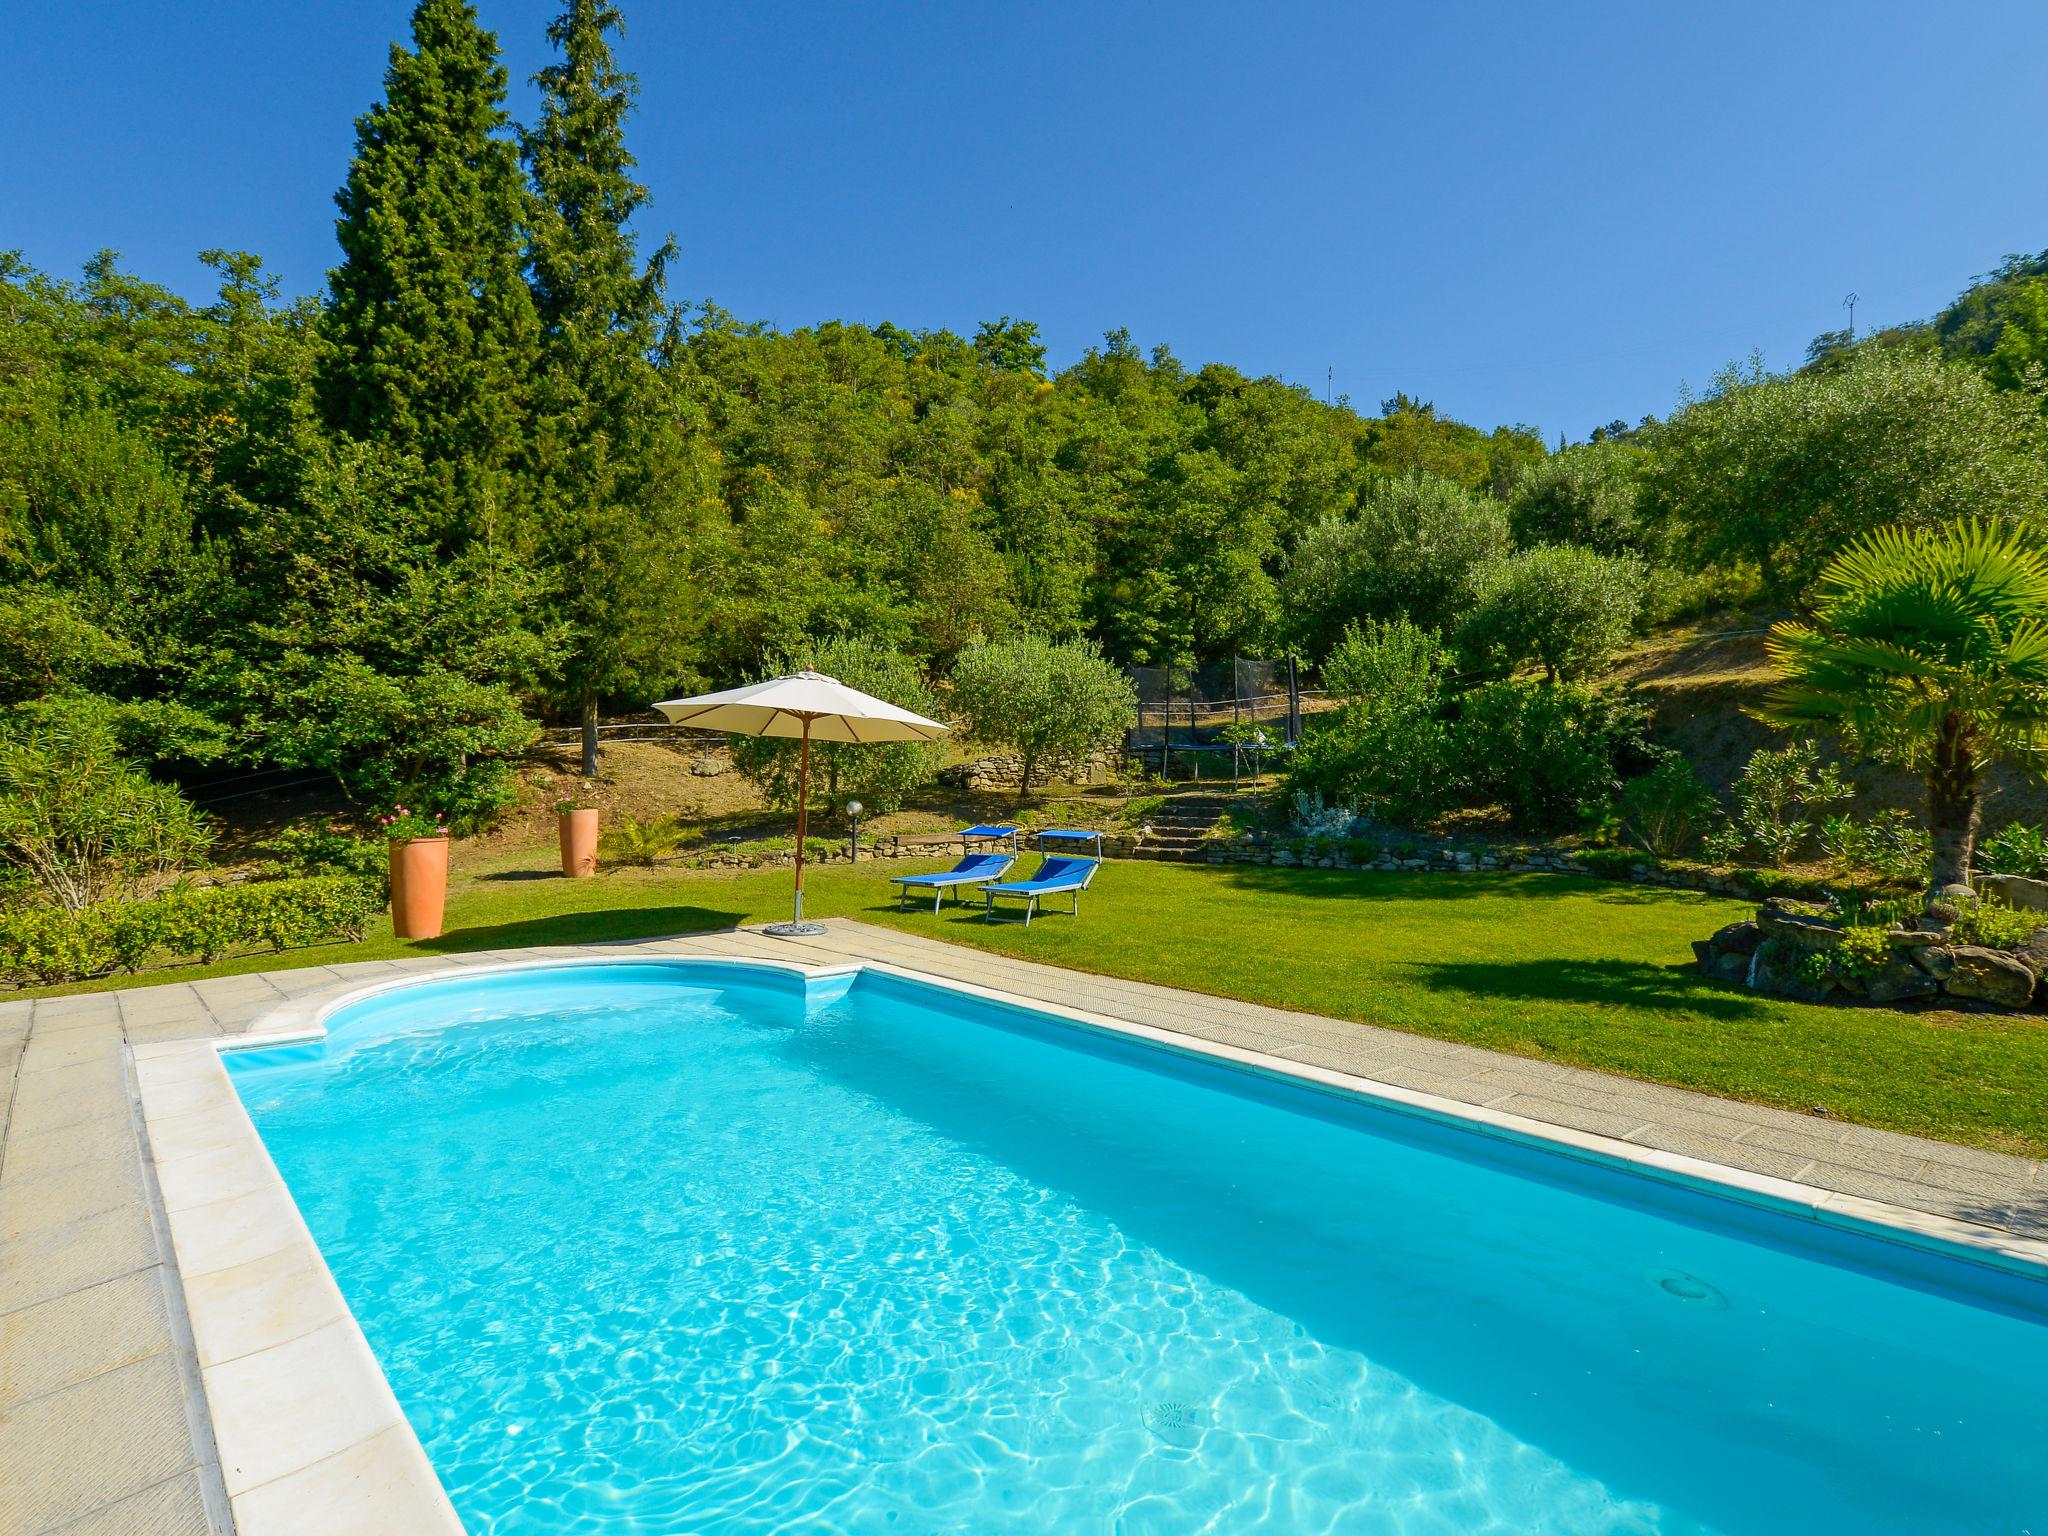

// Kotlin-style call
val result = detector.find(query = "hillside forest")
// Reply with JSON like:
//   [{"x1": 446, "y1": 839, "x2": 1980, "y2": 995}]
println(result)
[{"x1": 5, "y1": 0, "x2": 2048, "y2": 853}]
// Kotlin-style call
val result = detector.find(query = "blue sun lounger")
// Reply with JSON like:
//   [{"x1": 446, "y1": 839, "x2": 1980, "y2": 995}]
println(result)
[
  {"x1": 979, "y1": 831, "x2": 1104, "y2": 925},
  {"x1": 892, "y1": 825, "x2": 1020, "y2": 912}
]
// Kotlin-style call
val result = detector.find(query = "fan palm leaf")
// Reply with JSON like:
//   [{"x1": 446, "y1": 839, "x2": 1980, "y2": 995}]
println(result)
[{"x1": 1758, "y1": 518, "x2": 2048, "y2": 889}]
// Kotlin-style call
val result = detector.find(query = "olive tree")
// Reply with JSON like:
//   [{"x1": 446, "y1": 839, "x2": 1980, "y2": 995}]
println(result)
[
  {"x1": 1504, "y1": 440, "x2": 1657, "y2": 558},
  {"x1": 1457, "y1": 544, "x2": 1646, "y2": 682},
  {"x1": 1277, "y1": 472, "x2": 1509, "y2": 659},
  {"x1": 1647, "y1": 348, "x2": 2047, "y2": 598},
  {"x1": 948, "y1": 635, "x2": 1137, "y2": 797}
]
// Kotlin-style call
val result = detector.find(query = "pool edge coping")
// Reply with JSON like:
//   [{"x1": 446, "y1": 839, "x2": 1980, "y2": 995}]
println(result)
[
  {"x1": 849, "y1": 959, "x2": 2048, "y2": 1283},
  {"x1": 129, "y1": 948, "x2": 2048, "y2": 1536},
  {"x1": 127, "y1": 954, "x2": 844, "y2": 1535}
]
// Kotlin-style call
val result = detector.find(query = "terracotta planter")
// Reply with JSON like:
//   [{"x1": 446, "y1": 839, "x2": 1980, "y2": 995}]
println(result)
[
  {"x1": 558, "y1": 808, "x2": 600, "y2": 878},
  {"x1": 389, "y1": 835, "x2": 451, "y2": 940}
]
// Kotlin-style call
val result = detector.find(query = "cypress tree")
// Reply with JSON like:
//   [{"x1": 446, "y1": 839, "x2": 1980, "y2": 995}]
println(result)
[
  {"x1": 320, "y1": 0, "x2": 539, "y2": 551},
  {"x1": 524, "y1": 0, "x2": 706, "y2": 776}
]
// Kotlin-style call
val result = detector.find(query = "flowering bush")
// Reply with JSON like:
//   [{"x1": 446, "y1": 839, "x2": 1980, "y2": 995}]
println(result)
[{"x1": 378, "y1": 805, "x2": 447, "y2": 841}]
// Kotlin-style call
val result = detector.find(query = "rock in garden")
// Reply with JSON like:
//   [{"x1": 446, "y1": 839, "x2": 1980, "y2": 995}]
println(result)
[
  {"x1": 1746, "y1": 939, "x2": 1835, "y2": 1002},
  {"x1": 2013, "y1": 926, "x2": 2048, "y2": 984},
  {"x1": 1762, "y1": 896, "x2": 1829, "y2": 916},
  {"x1": 1710, "y1": 951, "x2": 1753, "y2": 985},
  {"x1": 1979, "y1": 873, "x2": 2048, "y2": 914},
  {"x1": 1910, "y1": 945, "x2": 1957, "y2": 979},
  {"x1": 1942, "y1": 946, "x2": 2035, "y2": 1008},
  {"x1": 1706, "y1": 920, "x2": 1763, "y2": 958},
  {"x1": 1886, "y1": 928, "x2": 1941, "y2": 949},
  {"x1": 1864, "y1": 962, "x2": 1943, "y2": 1006},
  {"x1": 1757, "y1": 907, "x2": 1844, "y2": 950},
  {"x1": 691, "y1": 756, "x2": 725, "y2": 777}
]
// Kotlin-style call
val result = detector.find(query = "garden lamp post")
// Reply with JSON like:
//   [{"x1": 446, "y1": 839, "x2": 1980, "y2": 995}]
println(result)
[{"x1": 846, "y1": 799, "x2": 863, "y2": 863}]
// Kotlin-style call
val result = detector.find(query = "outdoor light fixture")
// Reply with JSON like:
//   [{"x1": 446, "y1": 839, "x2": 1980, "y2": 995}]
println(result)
[{"x1": 847, "y1": 800, "x2": 864, "y2": 862}]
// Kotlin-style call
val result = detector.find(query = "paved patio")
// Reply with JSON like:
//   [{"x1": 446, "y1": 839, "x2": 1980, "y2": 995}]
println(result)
[{"x1": 2, "y1": 918, "x2": 2044, "y2": 1534}]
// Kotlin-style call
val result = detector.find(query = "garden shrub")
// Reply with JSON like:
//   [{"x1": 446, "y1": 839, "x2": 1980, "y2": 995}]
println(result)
[
  {"x1": 245, "y1": 877, "x2": 379, "y2": 949},
  {"x1": 151, "y1": 887, "x2": 246, "y2": 964},
  {"x1": 1978, "y1": 821, "x2": 2048, "y2": 878},
  {"x1": 257, "y1": 657, "x2": 535, "y2": 833},
  {"x1": 0, "y1": 905, "x2": 117, "y2": 984},
  {"x1": 1287, "y1": 791, "x2": 1363, "y2": 840},
  {"x1": 254, "y1": 822, "x2": 389, "y2": 896},
  {"x1": 1571, "y1": 847, "x2": 1646, "y2": 881},
  {"x1": 600, "y1": 815, "x2": 690, "y2": 866},
  {"x1": 1950, "y1": 898, "x2": 2041, "y2": 950},
  {"x1": 152, "y1": 878, "x2": 379, "y2": 963},
  {"x1": 1285, "y1": 619, "x2": 1455, "y2": 827},
  {"x1": 109, "y1": 896, "x2": 171, "y2": 972},
  {"x1": 1616, "y1": 754, "x2": 1721, "y2": 856},
  {"x1": 1286, "y1": 713, "x2": 1452, "y2": 828},
  {"x1": 1449, "y1": 681, "x2": 1641, "y2": 833},
  {"x1": 1700, "y1": 742, "x2": 1851, "y2": 869},
  {"x1": 1818, "y1": 809, "x2": 1930, "y2": 890},
  {"x1": 0, "y1": 714, "x2": 214, "y2": 911},
  {"x1": 1796, "y1": 924, "x2": 1895, "y2": 990}
]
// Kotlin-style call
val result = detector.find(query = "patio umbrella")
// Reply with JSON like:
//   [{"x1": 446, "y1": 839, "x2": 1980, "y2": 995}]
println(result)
[{"x1": 652, "y1": 671, "x2": 949, "y2": 936}]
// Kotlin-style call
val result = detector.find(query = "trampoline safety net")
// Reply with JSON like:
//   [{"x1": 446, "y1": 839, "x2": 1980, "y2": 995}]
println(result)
[{"x1": 1126, "y1": 658, "x2": 1302, "y2": 773}]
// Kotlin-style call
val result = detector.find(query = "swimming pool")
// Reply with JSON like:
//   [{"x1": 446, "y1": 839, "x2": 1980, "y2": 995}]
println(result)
[{"x1": 226, "y1": 960, "x2": 2048, "y2": 1535}]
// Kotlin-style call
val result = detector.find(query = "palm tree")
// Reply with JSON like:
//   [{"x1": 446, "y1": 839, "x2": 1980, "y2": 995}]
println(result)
[{"x1": 1759, "y1": 519, "x2": 2048, "y2": 893}]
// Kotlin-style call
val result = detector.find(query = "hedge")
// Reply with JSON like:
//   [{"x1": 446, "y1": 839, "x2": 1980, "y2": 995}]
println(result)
[{"x1": 0, "y1": 876, "x2": 382, "y2": 987}]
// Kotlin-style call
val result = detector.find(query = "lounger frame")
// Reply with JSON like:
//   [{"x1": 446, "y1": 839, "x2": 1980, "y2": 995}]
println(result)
[
  {"x1": 978, "y1": 831, "x2": 1105, "y2": 926},
  {"x1": 892, "y1": 855, "x2": 1016, "y2": 913},
  {"x1": 890, "y1": 826, "x2": 1021, "y2": 913},
  {"x1": 978, "y1": 872, "x2": 1093, "y2": 925}
]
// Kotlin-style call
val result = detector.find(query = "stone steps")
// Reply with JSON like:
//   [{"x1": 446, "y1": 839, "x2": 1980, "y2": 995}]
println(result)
[{"x1": 1125, "y1": 795, "x2": 1234, "y2": 861}]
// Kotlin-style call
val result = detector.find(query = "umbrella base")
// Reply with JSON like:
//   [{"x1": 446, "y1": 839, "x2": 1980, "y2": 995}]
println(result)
[{"x1": 761, "y1": 921, "x2": 829, "y2": 938}]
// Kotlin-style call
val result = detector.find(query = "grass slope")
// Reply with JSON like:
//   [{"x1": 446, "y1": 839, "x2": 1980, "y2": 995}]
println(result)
[{"x1": 33, "y1": 856, "x2": 2048, "y2": 1155}]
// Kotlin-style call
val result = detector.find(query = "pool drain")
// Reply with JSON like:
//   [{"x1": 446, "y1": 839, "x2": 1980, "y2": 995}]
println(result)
[
  {"x1": 1647, "y1": 1267, "x2": 1728, "y2": 1308},
  {"x1": 1142, "y1": 1398, "x2": 1208, "y2": 1447}
]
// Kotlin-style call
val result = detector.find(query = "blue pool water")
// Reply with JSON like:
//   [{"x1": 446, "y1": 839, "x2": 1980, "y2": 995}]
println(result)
[{"x1": 227, "y1": 962, "x2": 2048, "y2": 1535}]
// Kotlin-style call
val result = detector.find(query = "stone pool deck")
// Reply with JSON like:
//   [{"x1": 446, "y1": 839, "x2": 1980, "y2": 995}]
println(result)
[{"x1": 2, "y1": 918, "x2": 2044, "y2": 1535}]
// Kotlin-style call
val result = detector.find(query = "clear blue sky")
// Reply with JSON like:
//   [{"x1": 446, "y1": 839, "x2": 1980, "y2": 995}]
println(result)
[{"x1": 6, "y1": 1, "x2": 2046, "y2": 440}]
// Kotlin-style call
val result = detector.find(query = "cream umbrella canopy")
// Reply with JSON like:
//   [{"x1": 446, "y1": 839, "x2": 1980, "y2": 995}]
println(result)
[{"x1": 653, "y1": 671, "x2": 949, "y2": 935}]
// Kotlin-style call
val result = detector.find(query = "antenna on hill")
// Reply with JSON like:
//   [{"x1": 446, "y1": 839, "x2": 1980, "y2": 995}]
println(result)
[
  {"x1": 1326, "y1": 365, "x2": 1332, "y2": 405},
  {"x1": 1843, "y1": 291, "x2": 1859, "y2": 339}
]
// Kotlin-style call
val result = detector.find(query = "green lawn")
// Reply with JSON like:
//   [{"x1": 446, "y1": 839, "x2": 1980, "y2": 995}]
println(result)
[{"x1": 31, "y1": 852, "x2": 2048, "y2": 1155}]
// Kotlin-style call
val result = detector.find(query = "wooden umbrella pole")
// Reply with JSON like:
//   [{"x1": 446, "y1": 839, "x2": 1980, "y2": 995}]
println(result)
[{"x1": 791, "y1": 716, "x2": 813, "y2": 928}]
